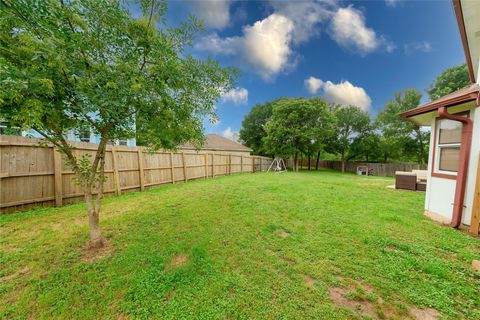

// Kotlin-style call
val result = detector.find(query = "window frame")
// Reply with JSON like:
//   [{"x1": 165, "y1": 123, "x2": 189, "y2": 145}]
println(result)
[{"x1": 431, "y1": 111, "x2": 469, "y2": 180}]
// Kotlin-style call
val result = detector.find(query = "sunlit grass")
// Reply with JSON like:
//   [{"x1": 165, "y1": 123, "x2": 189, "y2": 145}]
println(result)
[{"x1": 1, "y1": 170, "x2": 479, "y2": 319}]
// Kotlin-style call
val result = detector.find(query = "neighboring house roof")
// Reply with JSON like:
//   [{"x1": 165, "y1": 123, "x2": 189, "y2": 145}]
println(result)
[
  {"x1": 180, "y1": 134, "x2": 252, "y2": 152},
  {"x1": 400, "y1": 84, "x2": 480, "y2": 120}
]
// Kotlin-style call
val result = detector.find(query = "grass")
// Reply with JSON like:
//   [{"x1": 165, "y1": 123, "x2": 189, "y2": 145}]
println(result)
[{"x1": 1, "y1": 170, "x2": 480, "y2": 319}]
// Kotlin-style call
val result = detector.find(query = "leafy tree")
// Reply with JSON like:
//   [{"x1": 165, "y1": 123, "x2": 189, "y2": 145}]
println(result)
[
  {"x1": 0, "y1": 0, "x2": 236, "y2": 248},
  {"x1": 427, "y1": 64, "x2": 470, "y2": 101},
  {"x1": 328, "y1": 105, "x2": 371, "y2": 172},
  {"x1": 238, "y1": 101, "x2": 273, "y2": 156},
  {"x1": 263, "y1": 98, "x2": 334, "y2": 171},
  {"x1": 348, "y1": 131, "x2": 383, "y2": 162},
  {"x1": 376, "y1": 89, "x2": 429, "y2": 165}
]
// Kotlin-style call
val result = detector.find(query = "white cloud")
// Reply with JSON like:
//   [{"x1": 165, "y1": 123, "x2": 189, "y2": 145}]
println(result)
[
  {"x1": 269, "y1": 0, "x2": 334, "y2": 44},
  {"x1": 241, "y1": 14, "x2": 295, "y2": 80},
  {"x1": 385, "y1": 0, "x2": 401, "y2": 7},
  {"x1": 221, "y1": 87, "x2": 248, "y2": 105},
  {"x1": 194, "y1": 33, "x2": 237, "y2": 55},
  {"x1": 221, "y1": 127, "x2": 239, "y2": 141},
  {"x1": 191, "y1": 0, "x2": 231, "y2": 30},
  {"x1": 304, "y1": 76, "x2": 324, "y2": 94},
  {"x1": 307, "y1": 79, "x2": 371, "y2": 111},
  {"x1": 404, "y1": 41, "x2": 432, "y2": 55},
  {"x1": 195, "y1": 2, "x2": 392, "y2": 80},
  {"x1": 330, "y1": 6, "x2": 379, "y2": 54},
  {"x1": 195, "y1": 13, "x2": 295, "y2": 80}
]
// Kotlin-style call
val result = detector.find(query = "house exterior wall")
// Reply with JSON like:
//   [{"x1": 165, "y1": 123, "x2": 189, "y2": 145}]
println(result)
[
  {"x1": 463, "y1": 94, "x2": 480, "y2": 225},
  {"x1": 424, "y1": 102, "x2": 479, "y2": 226},
  {"x1": 23, "y1": 129, "x2": 136, "y2": 147}
]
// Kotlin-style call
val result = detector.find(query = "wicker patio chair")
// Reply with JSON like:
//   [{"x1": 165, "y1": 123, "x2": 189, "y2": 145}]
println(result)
[{"x1": 395, "y1": 171, "x2": 417, "y2": 191}]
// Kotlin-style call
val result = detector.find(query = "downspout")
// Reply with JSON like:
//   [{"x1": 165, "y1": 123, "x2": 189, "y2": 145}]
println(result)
[{"x1": 438, "y1": 106, "x2": 473, "y2": 228}]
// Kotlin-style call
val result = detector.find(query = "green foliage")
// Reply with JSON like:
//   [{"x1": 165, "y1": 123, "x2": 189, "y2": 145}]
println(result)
[
  {"x1": 0, "y1": 0, "x2": 236, "y2": 243},
  {"x1": 238, "y1": 101, "x2": 274, "y2": 156},
  {"x1": 1, "y1": 172, "x2": 480, "y2": 319},
  {"x1": 263, "y1": 98, "x2": 335, "y2": 161},
  {"x1": 427, "y1": 64, "x2": 470, "y2": 101},
  {"x1": 0, "y1": 0, "x2": 236, "y2": 164},
  {"x1": 327, "y1": 105, "x2": 372, "y2": 162},
  {"x1": 376, "y1": 89, "x2": 429, "y2": 164}
]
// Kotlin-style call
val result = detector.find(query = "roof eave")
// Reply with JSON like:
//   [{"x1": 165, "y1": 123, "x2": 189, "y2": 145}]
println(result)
[
  {"x1": 453, "y1": 0, "x2": 476, "y2": 83},
  {"x1": 400, "y1": 92, "x2": 479, "y2": 120}
]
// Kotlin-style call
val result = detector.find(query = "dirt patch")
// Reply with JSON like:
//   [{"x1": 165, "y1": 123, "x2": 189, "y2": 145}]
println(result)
[
  {"x1": 2, "y1": 245, "x2": 18, "y2": 253},
  {"x1": 278, "y1": 255, "x2": 296, "y2": 266},
  {"x1": 328, "y1": 278, "x2": 440, "y2": 320},
  {"x1": 328, "y1": 287, "x2": 379, "y2": 319},
  {"x1": 0, "y1": 266, "x2": 31, "y2": 282},
  {"x1": 410, "y1": 307, "x2": 440, "y2": 320},
  {"x1": 166, "y1": 253, "x2": 189, "y2": 270},
  {"x1": 303, "y1": 274, "x2": 315, "y2": 289},
  {"x1": 277, "y1": 229, "x2": 290, "y2": 238},
  {"x1": 82, "y1": 239, "x2": 115, "y2": 263}
]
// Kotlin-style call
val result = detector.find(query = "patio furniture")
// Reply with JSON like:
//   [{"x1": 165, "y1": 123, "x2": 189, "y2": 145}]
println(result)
[
  {"x1": 412, "y1": 169, "x2": 428, "y2": 182},
  {"x1": 416, "y1": 181, "x2": 427, "y2": 191},
  {"x1": 395, "y1": 171, "x2": 417, "y2": 191}
]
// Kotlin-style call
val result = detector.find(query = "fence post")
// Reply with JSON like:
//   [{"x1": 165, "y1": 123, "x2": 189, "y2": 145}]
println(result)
[
  {"x1": 169, "y1": 152, "x2": 175, "y2": 184},
  {"x1": 137, "y1": 149, "x2": 145, "y2": 191},
  {"x1": 53, "y1": 149, "x2": 63, "y2": 207},
  {"x1": 212, "y1": 153, "x2": 215, "y2": 178},
  {"x1": 111, "y1": 147, "x2": 121, "y2": 195},
  {"x1": 182, "y1": 152, "x2": 187, "y2": 182},
  {"x1": 204, "y1": 153, "x2": 208, "y2": 179},
  {"x1": 228, "y1": 154, "x2": 232, "y2": 175},
  {"x1": 241, "y1": 156, "x2": 243, "y2": 173}
]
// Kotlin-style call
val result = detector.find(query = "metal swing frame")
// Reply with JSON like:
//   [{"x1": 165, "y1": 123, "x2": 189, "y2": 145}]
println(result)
[{"x1": 267, "y1": 158, "x2": 287, "y2": 173}]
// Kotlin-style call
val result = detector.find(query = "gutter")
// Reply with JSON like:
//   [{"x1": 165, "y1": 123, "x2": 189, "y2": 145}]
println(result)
[
  {"x1": 438, "y1": 106, "x2": 474, "y2": 228},
  {"x1": 452, "y1": 0, "x2": 476, "y2": 83}
]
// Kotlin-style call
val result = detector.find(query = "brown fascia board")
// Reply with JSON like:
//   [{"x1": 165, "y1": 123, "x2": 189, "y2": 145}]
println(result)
[
  {"x1": 452, "y1": 0, "x2": 476, "y2": 83},
  {"x1": 399, "y1": 92, "x2": 479, "y2": 119}
]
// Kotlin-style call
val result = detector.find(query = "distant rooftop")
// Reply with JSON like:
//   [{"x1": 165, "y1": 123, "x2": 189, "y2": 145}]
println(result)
[{"x1": 180, "y1": 134, "x2": 252, "y2": 152}]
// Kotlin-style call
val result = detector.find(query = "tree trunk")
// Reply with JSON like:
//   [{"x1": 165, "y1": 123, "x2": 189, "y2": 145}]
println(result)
[
  {"x1": 83, "y1": 135, "x2": 108, "y2": 249},
  {"x1": 315, "y1": 151, "x2": 320, "y2": 170},
  {"x1": 341, "y1": 153, "x2": 345, "y2": 173},
  {"x1": 308, "y1": 152, "x2": 311, "y2": 171},
  {"x1": 84, "y1": 190, "x2": 104, "y2": 248},
  {"x1": 294, "y1": 152, "x2": 298, "y2": 172}
]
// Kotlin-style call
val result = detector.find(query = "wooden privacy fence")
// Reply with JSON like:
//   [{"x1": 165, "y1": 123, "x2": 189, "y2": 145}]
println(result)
[
  {"x1": 0, "y1": 135, "x2": 272, "y2": 213},
  {"x1": 291, "y1": 159, "x2": 421, "y2": 177}
]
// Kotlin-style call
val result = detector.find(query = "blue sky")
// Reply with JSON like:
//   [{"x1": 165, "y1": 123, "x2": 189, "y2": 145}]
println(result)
[{"x1": 162, "y1": 0, "x2": 465, "y2": 140}]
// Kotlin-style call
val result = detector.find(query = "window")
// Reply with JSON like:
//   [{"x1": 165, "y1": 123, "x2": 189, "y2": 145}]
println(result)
[
  {"x1": 118, "y1": 139, "x2": 128, "y2": 146},
  {"x1": 436, "y1": 118, "x2": 462, "y2": 173}
]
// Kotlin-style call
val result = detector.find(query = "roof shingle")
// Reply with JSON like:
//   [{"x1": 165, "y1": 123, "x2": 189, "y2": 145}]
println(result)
[{"x1": 180, "y1": 134, "x2": 252, "y2": 152}]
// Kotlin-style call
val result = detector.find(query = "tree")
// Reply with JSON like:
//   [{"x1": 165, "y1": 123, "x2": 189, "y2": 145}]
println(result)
[
  {"x1": 263, "y1": 98, "x2": 334, "y2": 171},
  {"x1": 427, "y1": 64, "x2": 470, "y2": 101},
  {"x1": 238, "y1": 101, "x2": 273, "y2": 156},
  {"x1": 348, "y1": 131, "x2": 382, "y2": 163},
  {"x1": 0, "y1": 0, "x2": 236, "y2": 248},
  {"x1": 328, "y1": 105, "x2": 371, "y2": 172},
  {"x1": 376, "y1": 89, "x2": 429, "y2": 165}
]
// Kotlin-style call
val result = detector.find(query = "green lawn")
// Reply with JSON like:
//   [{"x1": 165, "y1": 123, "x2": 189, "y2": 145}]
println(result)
[{"x1": 1, "y1": 170, "x2": 480, "y2": 319}]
